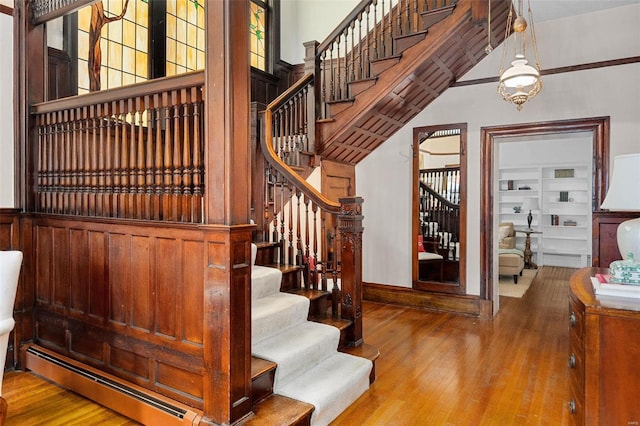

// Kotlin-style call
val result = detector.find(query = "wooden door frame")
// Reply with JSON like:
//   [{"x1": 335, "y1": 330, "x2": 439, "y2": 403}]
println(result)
[
  {"x1": 412, "y1": 123, "x2": 467, "y2": 294},
  {"x1": 480, "y1": 117, "x2": 610, "y2": 302}
]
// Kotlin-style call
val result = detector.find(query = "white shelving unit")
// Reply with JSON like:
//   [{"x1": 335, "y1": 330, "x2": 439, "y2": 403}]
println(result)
[
  {"x1": 540, "y1": 165, "x2": 592, "y2": 267},
  {"x1": 498, "y1": 163, "x2": 592, "y2": 268}
]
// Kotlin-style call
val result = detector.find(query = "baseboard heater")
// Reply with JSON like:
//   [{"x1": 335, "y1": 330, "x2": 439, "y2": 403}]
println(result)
[{"x1": 24, "y1": 344, "x2": 202, "y2": 425}]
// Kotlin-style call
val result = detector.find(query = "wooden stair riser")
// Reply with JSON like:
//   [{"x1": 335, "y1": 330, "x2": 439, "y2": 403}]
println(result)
[
  {"x1": 394, "y1": 30, "x2": 427, "y2": 54},
  {"x1": 421, "y1": 5, "x2": 456, "y2": 29},
  {"x1": 251, "y1": 357, "x2": 277, "y2": 405}
]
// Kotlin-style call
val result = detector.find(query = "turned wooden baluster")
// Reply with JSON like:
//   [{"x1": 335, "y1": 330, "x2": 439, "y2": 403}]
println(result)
[
  {"x1": 312, "y1": 202, "x2": 319, "y2": 291},
  {"x1": 191, "y1": 91, "x2": 203, "y2": 223},
  {"x1": 181, "y1": 89, "x2": 191, "y2": 222},
  {"x1": 295, "y1": 188, "x2": 303, "y2": 271},
  {"x1": 62, "y1": 110, "x2": 71, "y2": 214},
  {"x1": 52, "y1": 111, "x2": 60, "y2": 214},
  {"x1": 170, "y1": 90, "x2": 180, "y2": 221},
  {"x1": 279, "y1": 179, "x2": 286, "y2": 264},
  {"x1": 288, "y1": 183, "x2": 294, "y2": 265},
  {"x1": 304, "y1": 196, "x2": 312, "y2": 289},
  {"x1": 153, "y1": 92, "x2": 163, "y2": 220},
  {"x1": 36, "y1": 116, "x2": 44, "y2": 211},
  {"x1": 112, "y1": 102, "x2": 122, "y2": 218},
  {"x1": 80, "y1": 105, "x2": 89, "y2": 215},
  {"x1": 164, "y1": 91, "x2": 176, "y2": 220},
  {"x1": 143, "y1": 95, "x2": 153, "y2": 219},
  {"x1": 127, "y1": 100, "x2": 136, "y2": 218},
  {"x1": 93, "y1": 104, "x2": 108, "y2": 216}
]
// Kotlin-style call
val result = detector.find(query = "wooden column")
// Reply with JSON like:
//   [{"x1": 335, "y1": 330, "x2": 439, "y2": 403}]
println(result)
[
  {"x1": 338, "y1": 197, "x2": 364, "y2": 346},
  {"x1": 202, "y1": 0, "x2": 253, "y2": 424}
]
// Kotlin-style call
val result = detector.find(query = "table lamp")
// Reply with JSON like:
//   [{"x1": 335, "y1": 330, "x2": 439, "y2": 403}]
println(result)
[
  {"x1": 521, "y1": 197, "x2": 539, "y2": 229},
  {"x1": 600, "y1": 153, "x2": 640, "y2": 263}
]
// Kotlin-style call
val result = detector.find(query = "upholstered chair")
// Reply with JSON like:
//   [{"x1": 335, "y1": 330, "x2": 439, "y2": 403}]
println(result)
[
  {"x1": 498, "y1": 223, "x2": 524, "y2": 284},
  {"x1": 0, "y1": 251, "x2": 23, "y2": 424}
]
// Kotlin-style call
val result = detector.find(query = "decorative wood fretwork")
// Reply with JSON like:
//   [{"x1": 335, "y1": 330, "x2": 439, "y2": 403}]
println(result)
[
  {"x1": 32, "y1": 72, "x2": 205, "y2": 223},
  {"x1": 31, "y1": 0, "x2": 94, "y2": 24}
]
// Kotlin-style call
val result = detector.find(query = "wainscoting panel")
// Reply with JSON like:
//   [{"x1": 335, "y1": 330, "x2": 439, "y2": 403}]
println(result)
[{"x1": 30, "y1": 217, "x2": 214, "y2": 408}]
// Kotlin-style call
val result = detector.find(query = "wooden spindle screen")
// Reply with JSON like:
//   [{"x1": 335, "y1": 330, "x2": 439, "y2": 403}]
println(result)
[
  {"x1": 271, "y1": 79, "x2": 313, "y2": 168},
  {"x1": 419, "y1": 167, "x2": 460, "y2": 205},
  {"x1": 263, "y1": 165, "x2": 340, "y2": 294},
  {"x1": 33, "y1": 75, "x2": 205, "y2": 223},
  {"x1": 315, "y1": 0, "x2": 457, "y2": 117}
]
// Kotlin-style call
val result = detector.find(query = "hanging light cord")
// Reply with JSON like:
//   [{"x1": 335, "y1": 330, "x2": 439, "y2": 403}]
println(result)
[
  {"x1": 528, "y1": 0, "x2": 542, "y2": 71},
  {"x1": 485, "y1": 0, "x2": 493, "y2": 54},
  {"x1": 499, "y1": 2, "x2": 514, "y2": 75}
]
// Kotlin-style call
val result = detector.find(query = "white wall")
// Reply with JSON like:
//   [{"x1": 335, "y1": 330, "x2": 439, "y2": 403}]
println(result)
[
  {"x1": 0, "y1": 10, "x2": 13, "y2": 207},
  {"x1": 280, "y1": 0, "x2": 358, "y2": 64},
  {"x1": 356, "y1": 4, "x2": 640, "y2": 295}
]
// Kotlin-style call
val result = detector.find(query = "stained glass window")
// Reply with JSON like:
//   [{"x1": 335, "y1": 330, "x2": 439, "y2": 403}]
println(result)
[
  {"x1": 250, "y1": 0, "x2": 267, "y2": 71},
  {"x1": 77, "y1": 0, "x2": 149, "y2": 94},
  {"x1": 166, "y1": 0, "x2": 206, "y2": 76}
]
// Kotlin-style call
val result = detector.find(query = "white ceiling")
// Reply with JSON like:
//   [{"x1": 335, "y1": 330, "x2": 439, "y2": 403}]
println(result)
[{"x1": 526, "y1": 0, "x2": 640, "y2": 22}]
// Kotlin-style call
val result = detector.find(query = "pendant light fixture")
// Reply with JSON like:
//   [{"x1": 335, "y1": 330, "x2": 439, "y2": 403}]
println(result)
[{"x1": 498, "y1": 0, "x2": 542, "y2": 110}]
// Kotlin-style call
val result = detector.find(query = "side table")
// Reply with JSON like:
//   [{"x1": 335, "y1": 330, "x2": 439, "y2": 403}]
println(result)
[{"x1": 515, "y1": 228, "x2": 542, "y2": 269}]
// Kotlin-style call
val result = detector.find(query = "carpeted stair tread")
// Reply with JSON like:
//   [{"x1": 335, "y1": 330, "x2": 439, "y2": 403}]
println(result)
[
  {"x1": 253, "y1": 321, "x2": 340, "y2": 388},
  {"x1": 276, "y1": 352, "x2": 372, "y2": 426},
  {"x1": 252, "y1": 265, "x2": 283, "y2": 301},
  {"x1": 252, "y1": 293, "x2": 310, "y2": 345}
]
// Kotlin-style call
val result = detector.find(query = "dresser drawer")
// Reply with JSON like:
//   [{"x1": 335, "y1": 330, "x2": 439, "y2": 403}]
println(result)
[
  {"x1": 567, "y1": 338, "x2": 584, "y2": 396},
  {"x1": 567, "y1": 380, "x2": 585, "y2": 426},
  {"x1": 568, "y1": 298, "x2": 584, "y2": 345}
]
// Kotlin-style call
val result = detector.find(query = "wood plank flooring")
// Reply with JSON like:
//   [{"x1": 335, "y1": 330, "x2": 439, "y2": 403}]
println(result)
[
  {"x1": 332, "y1": 266, "x2": 574, "y2": 425},
  {"x1": 2, "y1": 266, "x2": 575, "y2": 425}
]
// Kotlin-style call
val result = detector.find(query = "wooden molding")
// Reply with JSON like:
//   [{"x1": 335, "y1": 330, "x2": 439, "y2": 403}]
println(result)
[
  {"x1": 480, "y1": 117, "x2": 610, "y2": 302},
  {"x1": 452, "y1": 56, "x2": 640, "y2": 87},
  {"x1": 0, "y1": 4, "x2": 12, "y2": 16},
  {"x1": 363, "y1": 282, "x2": 491, "y2": 318}
]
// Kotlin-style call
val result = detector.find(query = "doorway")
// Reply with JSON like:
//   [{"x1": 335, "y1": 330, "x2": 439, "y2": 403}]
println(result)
[{"x1": 480, "y1": 117, "x2": 610, "y2": 312}]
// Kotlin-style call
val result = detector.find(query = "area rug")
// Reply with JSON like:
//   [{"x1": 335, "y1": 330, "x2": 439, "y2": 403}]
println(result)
[{"x1": 499, "y1": 268, "x2": 538, "y2": 298}]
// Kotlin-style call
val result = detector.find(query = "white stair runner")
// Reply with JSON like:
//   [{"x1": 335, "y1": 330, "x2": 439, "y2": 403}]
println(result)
[{"x1": 251, "y1": 247, "x2": 372, "y2": 426}]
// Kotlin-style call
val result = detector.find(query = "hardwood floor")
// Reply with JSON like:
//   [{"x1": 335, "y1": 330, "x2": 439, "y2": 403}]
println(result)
[
  {"x1": 2, "y1": 266, "x2": 575, "y2": 425},
  {"x1": 333, "y1": 266, "x2": 574, "y2": 425}
]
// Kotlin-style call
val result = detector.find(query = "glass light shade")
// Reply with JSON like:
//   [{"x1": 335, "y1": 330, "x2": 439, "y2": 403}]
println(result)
[
  {"x1": 500, "y1": 57, "x2": 540, "y2": 88},
  {"x1": 601, "y1": 153, "x2": 640, "y2": 262},
  {"x1": 498, "y1": 55, "x2": 542, "y2": 110}
]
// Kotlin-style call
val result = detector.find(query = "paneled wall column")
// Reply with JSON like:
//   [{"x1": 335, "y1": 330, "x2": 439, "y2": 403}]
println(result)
[{"x1": 203, "y1": 0, "x2": 253, "y2": 425}]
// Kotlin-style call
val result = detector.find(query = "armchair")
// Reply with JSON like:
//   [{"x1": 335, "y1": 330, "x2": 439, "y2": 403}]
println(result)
[
  {"x1": 498, "y1": 223, "x2": 524, "y2": 284},
  {"x1": 0, "y1": 251, "x2": 23, "y2": 424}
]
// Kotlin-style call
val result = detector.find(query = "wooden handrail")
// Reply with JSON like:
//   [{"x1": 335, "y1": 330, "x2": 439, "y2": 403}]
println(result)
[
  {"x1": 316, "y1": 0, "x2": 376, "y2": 55},
  {"x1": 267, "y1": 73, "x2": 314, "y2": 113},
  {"x1": 419, "y1": 181, "x2": 458, "y2": 209},
  {"x1": 263, "y1": 83, "x2": 340, "y2": 215},
  {"x1": 32, "y1": 71, "x2": 205, "y2": 114}
]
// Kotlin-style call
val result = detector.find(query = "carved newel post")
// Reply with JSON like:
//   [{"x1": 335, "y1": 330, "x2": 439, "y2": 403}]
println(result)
[{"x1": 338, "y1": 196, "x2": 364, "y2": 346}]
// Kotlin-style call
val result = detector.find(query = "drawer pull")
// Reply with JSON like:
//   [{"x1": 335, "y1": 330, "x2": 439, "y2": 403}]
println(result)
[
  {"x1": 569, "y1": 312, "x2": 577, "y2": 327},
  {"x1": 568, "y1": 353, "x2": 576, "y2": 368},
  {"x1": 568, "y1": 399, "x2": 576, "y2": 414}
]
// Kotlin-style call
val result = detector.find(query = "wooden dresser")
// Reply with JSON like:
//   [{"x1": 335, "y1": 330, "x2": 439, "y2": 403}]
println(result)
[{"x1": 568, "y1": 268, "x2": 640, "y2": 425}]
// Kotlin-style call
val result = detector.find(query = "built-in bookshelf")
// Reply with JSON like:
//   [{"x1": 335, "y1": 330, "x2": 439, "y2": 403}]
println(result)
[{"x1": 498, "y1": 163, "x2": 592, "y2": 268}]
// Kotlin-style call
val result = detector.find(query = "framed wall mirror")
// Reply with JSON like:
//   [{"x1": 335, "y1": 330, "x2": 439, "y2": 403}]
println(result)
[{"x1": 412, "y1": 124, "x2": 467, "y2": 294}]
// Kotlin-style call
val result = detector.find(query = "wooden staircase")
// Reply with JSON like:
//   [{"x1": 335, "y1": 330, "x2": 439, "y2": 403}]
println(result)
[
  {"x1": 243, "y1": 243, "x2": 379, "y2": 425},
  {"x1": 309, "y1": 0, "x2": 512, "y2": 165},
  {"x1": 248, "y1": 1, "x2": 512, "y2": 423}
]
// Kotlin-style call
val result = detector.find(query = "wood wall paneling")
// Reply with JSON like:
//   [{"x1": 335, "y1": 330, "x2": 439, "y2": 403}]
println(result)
[
  {"x1": 29, "y1": 217, "x2": 219, "y2": 408},
  {"x1": 592, "y1": 211, "x2": 638, "y2": 267}
]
